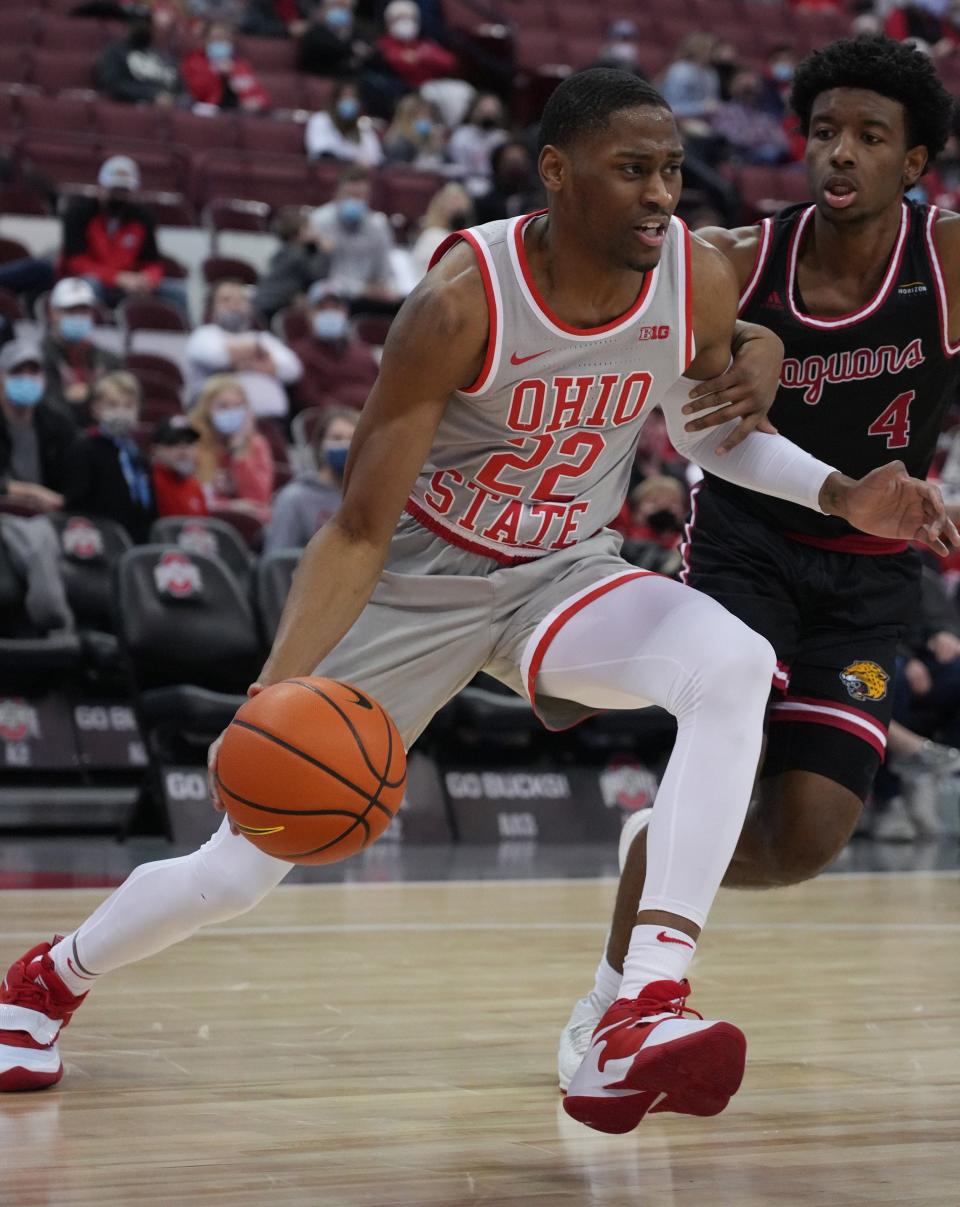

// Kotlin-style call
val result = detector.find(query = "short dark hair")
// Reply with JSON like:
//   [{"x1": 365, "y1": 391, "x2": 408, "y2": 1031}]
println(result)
[
  {"x1": 538, "y1": 67, "x2": 670, "y2": 153},
  {"x1": 790, "y1": 36, "x2": 954, "y2": 163}
]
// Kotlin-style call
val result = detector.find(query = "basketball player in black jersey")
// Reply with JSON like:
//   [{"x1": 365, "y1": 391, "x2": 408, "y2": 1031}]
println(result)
[{"x1": 559, "y1": 36, "x2": 960, "y2": 1093}]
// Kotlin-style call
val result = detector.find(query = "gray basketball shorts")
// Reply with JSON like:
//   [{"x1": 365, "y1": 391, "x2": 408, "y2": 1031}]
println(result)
[{"x1": 317, "y1": 511, "x2": 654, "y2": 748}]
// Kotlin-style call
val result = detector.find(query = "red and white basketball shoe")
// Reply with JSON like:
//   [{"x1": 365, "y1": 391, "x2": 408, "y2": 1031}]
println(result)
[
  {"x1": 0, "y1": 938, "x2": 87, "y2": 1091},
  {"x1": 563, "y1": 979, "x2": 746, "y2": 1133}
]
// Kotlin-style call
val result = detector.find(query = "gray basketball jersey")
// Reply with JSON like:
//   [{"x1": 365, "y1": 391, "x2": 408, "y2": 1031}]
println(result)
[{"x1": 406, "y1": 211, "x2": 694, "y2": 563}]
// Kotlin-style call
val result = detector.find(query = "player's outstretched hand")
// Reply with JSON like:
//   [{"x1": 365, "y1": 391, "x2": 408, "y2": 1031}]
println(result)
[
  {"x1": 683, "y1": 327, "x2": 781, "y2": 455},
  {"x1": 208, "y1": 682, "x2": 265, "y2": 835},
  {"x1": 824, "y1": 462, "x2": 960, "y2": 556}
]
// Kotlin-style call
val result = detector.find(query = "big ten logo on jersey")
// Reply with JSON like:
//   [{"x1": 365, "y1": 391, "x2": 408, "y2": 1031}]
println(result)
[{"x1": 423, "y1": 371, "x2": 655, "y2": 551}]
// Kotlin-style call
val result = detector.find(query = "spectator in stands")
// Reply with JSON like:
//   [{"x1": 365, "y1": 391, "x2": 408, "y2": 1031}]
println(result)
[
  {"x1": 375, "y1": 0, "x2": 459, "y2": 93},
  {"x1": 181, "y1": 19, "x2": 271, "y2": 112},
  {"x1": 151, "y1": 415, "x2": 208, "y2": 518},
  {"x1": 622, "y1": 475, "x2": 688, "y2": 548},
  {"x1": 712, "y1": 70, "x2": 791, "y2": 165},
  {"x1": 253, "y1": 208, "x2": 331, "y2": 321},
  {"x1": 659, "y1": 33, "x2": 721, "y2": 129},
  {"x1": 95, "y1": 13, "x2": 184, "y2": 107},
  {"x1": 67, "y1": 372, "x2": 156, "y2": 543},
  {"x1": 446, "y1": 93, "x2": 509, "y2": 185},
  {"x1": 473, "y1": 140, "x2": 544, "y2": 225},
  {"x1": 308, "y1": 168, "x2": 398, "y2": 304},
  {"x1": 289, "y1": 281, "x2": 379, "y2": 411},
  {"x1": 264, "y1": 406, "x2": 356, "y2": 551},
  {"x1": 190, "y1": 374, "x2": 273, "y2": 522},
  {"x1": 41, "y1": 277, "x2": 122, "y2": 426},
  {"x1": 298, "y1": 0, "x2": 374, "y2": 78},
  {"x1": 410, "y1": 182, "x2": 472, "y2": 277},
  {"x1": 185, "y1": 279, "x2": 303, "y2": 418},
  {"x1": 241, "y1": 0, "x2": 311, "y2": 39},
  {"x1": 0, "y1": 340, "x2": 74, "y2": 514},
  {"x1": 594, "y1": 19, "x2": 646, "y2": 75},
  {"x1": 305, "y1": 81, "x2": 384, "y2": 165},
  {"x1": 62, "y1": 156, "x2": 188, "y2": 314},
  {"x1": 383, "y1": 92, "x2": 447, "y2": 167},
  {"x1": 760, "y1": 44, "x2": 796, "y2": 118}
]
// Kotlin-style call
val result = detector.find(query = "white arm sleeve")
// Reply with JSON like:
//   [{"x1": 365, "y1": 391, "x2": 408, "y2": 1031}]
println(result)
[{"x1": 660, "y1": 376, "x2": 835, "y2": 514}]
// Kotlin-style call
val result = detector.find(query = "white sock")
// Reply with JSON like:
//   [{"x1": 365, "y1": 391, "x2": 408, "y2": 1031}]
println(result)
[
  {"x1": 588, "y1": 953, "x2": 623, "y2": 1013},
  {"x1": 620, "y1": 924, "x2": 697, "y2": 1000},
  {"x1": 50, "y1": 932, "x2": 98, "y2": 997}
]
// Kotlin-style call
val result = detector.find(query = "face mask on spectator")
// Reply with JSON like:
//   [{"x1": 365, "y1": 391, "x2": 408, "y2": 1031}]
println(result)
[
  {"x1": 166, "y1": 453, "x2": 197, "y2": 478},
  {"x1": 476, "y1": 111, "x2": 500, "y2": 130},
  {"x1": 336, "y1": 97, "x2": 360, "y2": 121},
  {"x1": 645, "y1": 508, "x2": 682, "y2": 535},
  {"x1": 4, "y1": 375, "x2": 43, "y2": 407},
  {"x1": 59, "y1": 314, "x2": 94, "y2": 343},
  {"x1": 207, "y1": 40, "x2": 233, "y2": 63},
  {"x1": 414, "y1": 117, "x2": 433, "y2": 138},
  {"x1": 214, "y1": 308, "x2": 249, "y2": 333},
  {"x1": 326, "y1": 7, "x2": 351, "y2": 30},
  {"x1": 312, "y1": 310, "x2": 349, "y2": 341},
  {"x1": 389, "y1": 18, "x2": 419, "y2": 41},
  {"x1": 211, "y1": 406, "x2": 247, "y2": 436},
  {"x1": 607, "y1": 42, "x2": 639, "y2": 66},
  {"x1": 448, "y1": 209, "x2": 469, "y2": 229},
  {"x1": 338, "y1": 198, "x2": 368, "y2": 227},
  {"x1": 771, "y1": 62, "x2": 794, "y2": 83},
  {"x1": 99, "y1": 408, "x2": 138, "y2": 437},
  {"x1": 323, "y1": 443, "x2": 350, "y2": 475}
]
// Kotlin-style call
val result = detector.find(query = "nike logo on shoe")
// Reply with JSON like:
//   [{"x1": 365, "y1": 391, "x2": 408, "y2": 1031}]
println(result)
[
  {"x1": 510, "y1": 349, "x2": 551, "y2": 365},
  {"x1": 657, "y1": 931, "x2": 694, "y2": 948}
]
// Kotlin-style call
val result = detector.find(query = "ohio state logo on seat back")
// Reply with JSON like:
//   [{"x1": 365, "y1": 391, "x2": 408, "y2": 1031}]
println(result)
[
  {"x1": 61, "y1": 518, "x2": 105, "y2": 561},
  {"x1": 176, "y1": 522, "x2": 218, "y2": 560},
  {"x1": 0, "y1": 697, "x2": 41, "y2": 742},
  {"x1": 153, "y1": 551, "x2": 203, "y2": 599}
]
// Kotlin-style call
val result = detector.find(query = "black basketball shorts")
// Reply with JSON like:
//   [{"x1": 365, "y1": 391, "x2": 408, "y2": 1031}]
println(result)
[{"x1": 680, "y1": 486, "x2": 921, "y2": 801}]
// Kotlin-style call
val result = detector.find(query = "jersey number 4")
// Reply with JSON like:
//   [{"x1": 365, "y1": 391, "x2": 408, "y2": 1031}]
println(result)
[{"x1": 867, "y1": 390, "x2": 914, "y2": 450}]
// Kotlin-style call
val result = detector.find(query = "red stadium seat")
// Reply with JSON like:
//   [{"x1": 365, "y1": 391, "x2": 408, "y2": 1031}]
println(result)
[
  {"x1": 2, "y1": 12, "x2": 38, "y2": 49},
  {"x1": 124, "y1": 351, "x2": 184, "y2": 390},
  {"x1": 135, "y1": 373, "x2": 183, "y2": 423},
  {"x1": 352, "y1": 311, "x2": 394, "y2": 347},
  {"x1": 272, "y1": 304, "x2": 310, "y2": 344},
  {"x1": 32, "y1": 49, "x2": 96, "y2": 93},
  {"x1": 201, "y1": 255, "x2": 259, "y2": 286},
  {"x1": 207, "y1": 506, "x2": 264, "y2": 552},
  {"x1": 168, "y1": 109, "x2": 242, "y2": 152},
  {"x1": 138, "y1": 191, "x2": 197, "y2": 227},
  {"x1": 301, "y1": 76, "x2": 336, "y2": 113},
  {"x1": 204, "y1": 197, "x2": 271, "y2": 235},
  {"x1": 118, "y1": 296, "x2": 190, "y2": 346},
  {"x1": 256, "y1": 72, "x2": 305, "y2": 112},
  {"x1": 19, "y1": 92, "x2": 94, "y2": 135},
  {"x1": 106, "y1": 145, "x2": 188, "y2": 194},
  {"x1": 0, "y1": 185, "x2": 53, "y2": 215},
  {"x1": 37, "y1": 16, "x2": 117, "y2": 53},
  {"x1": 515, "y1": 29, "x2": 566, "y2": 70},
  {"x1": 18, "y1": 135, "x2": 101, "y2": 188},
  {"x1": 239, "y1": 115, "x2": 306, "y2": 157},
  {"x1": 0, "y1": 48, "x2": 34, "y2": 86},
  {"x1": 93, "y1": 100, "x2": 166, "y2": 143},
  {"x1": 196, "y1": 151, "x2": 320, "y2": 212},
  {"x1": 235, "y1": 36, "x2": 298, "y2": 73},
  {"x1": 378, "y1": 168, "x2": 445, "y2": 229}
]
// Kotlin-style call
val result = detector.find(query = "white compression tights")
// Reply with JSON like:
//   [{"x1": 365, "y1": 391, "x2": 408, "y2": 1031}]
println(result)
[
  {"x1": 61, "y1": 574, "x2": 773, "y2": 980},
  {"x1": 534, "y1": 574, "x2": 774, "y2": 928}
]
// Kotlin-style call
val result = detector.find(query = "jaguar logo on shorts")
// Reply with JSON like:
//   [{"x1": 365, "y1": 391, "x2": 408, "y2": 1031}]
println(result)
[{"x1": 839, "y1": 660, "x2": 889, "y2": 703}]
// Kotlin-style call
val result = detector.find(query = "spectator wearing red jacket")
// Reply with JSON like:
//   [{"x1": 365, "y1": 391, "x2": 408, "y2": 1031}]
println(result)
[
  {"x1": 375, "y1": 0, "x2": 458, "y2": 92},
  {"x1": 182, "y1": 21, "x2": 271, "y2": 113},
  {"x1": 290, "y1": 282, "x2": 380, "y2": 412},
  {"x1": 151, "y1": 416, "x2": 208, "y2": 519},
  {"x1": 61, "y1": 156, "x2": 187, "y2": 315}
]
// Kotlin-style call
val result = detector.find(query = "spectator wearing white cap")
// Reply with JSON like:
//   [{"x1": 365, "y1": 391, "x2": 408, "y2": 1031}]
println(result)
[
  {"x1": 0, "y1": 339, "x2": 77, "y2": 515},
  {"x1": 41, "y1": 277, "x2": 122, "y2": 427},
  {"x1": 289, "y1": 281, "x2": 379, "y2": 412},
  {"x1": 60, "y1": 156, "x2": 187, "y2": 315},
  {"x1": 185, "y1": 279, "x2": 303, "y2": 419}
]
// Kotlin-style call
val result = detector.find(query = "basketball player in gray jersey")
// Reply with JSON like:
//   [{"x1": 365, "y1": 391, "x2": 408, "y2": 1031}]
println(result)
[{"x1": 2, "y1": 70, "x2": 954, "y2": 1134}]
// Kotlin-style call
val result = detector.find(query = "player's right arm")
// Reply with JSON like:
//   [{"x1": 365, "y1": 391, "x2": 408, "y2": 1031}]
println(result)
[
  {"x1": 208, "y1": 243, "x2": 489, "y2": 808},
  {"x1": 259, "y1": 244, "x2": 488, "y2": 687},
  {"x1": 695, "y1": 225, "x2": 762, "y2": 293}
]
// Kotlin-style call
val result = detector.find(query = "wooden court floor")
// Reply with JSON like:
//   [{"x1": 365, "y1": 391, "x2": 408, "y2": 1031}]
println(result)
[{"x1": 1, "y1": 872, "x2": 958, "y2": 1206}]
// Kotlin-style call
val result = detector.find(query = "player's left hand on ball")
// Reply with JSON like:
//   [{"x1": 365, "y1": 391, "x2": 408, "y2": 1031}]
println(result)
[
  {"x1": 208, "y1": 682, "x2": 266, "y2": 835},
  {"x1": 683, "y1": 341, "x2": 780, "y2": 455}
]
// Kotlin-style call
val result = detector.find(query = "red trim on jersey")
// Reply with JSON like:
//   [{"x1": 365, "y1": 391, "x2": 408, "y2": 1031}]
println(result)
[
  {"x1": 512, "y1": 211, "x2": 654, "y2": 335},
  {"x1": 784, "y1": 529, "x2": 908, "y2": 555},
  {"x1": 773, "y1": 660, "x2": 791, "y2": 692},
  {"x1": 737, "y1": 217, "x2": 774, "y2": 315},
  {"x1": 428, "y1": 228, "x2": 499, "y2": 395},
  {"x1": 924, "y1": 206, "x2": 960, "y2": 358},
  {"x1": 786, "y1": 203, "x2": 909, "y2": 329},
  {"x1": 404, "y1": 498, "x2": 542, "y2": 565},
  {"x1": 678, "y1": 480, "x2": 701, "y2": 585},
  {"x1": 682, "y1": 219, "x2": 695, "y2": 370},
  {"x1": 524, "y1": 570, "x2": 656, "y2": 727},
  {"x1": 769, "y1": 694, "x2": 887, "y2": 757}
]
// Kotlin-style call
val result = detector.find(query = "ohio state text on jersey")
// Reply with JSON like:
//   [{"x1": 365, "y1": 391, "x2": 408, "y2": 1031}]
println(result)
[{"x1": 408, "y1": 211, "x2": 694, "y2": 564}]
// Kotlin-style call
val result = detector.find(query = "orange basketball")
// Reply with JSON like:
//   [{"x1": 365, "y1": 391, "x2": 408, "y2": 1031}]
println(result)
[{"x1": 216, "y1": 677, "x2": 406, "y2": 864}]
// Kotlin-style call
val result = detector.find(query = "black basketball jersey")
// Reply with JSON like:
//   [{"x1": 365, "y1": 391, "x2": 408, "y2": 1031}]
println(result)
[{"x1": 706, "y1": 199, "x2": 960, "y2": 544}]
